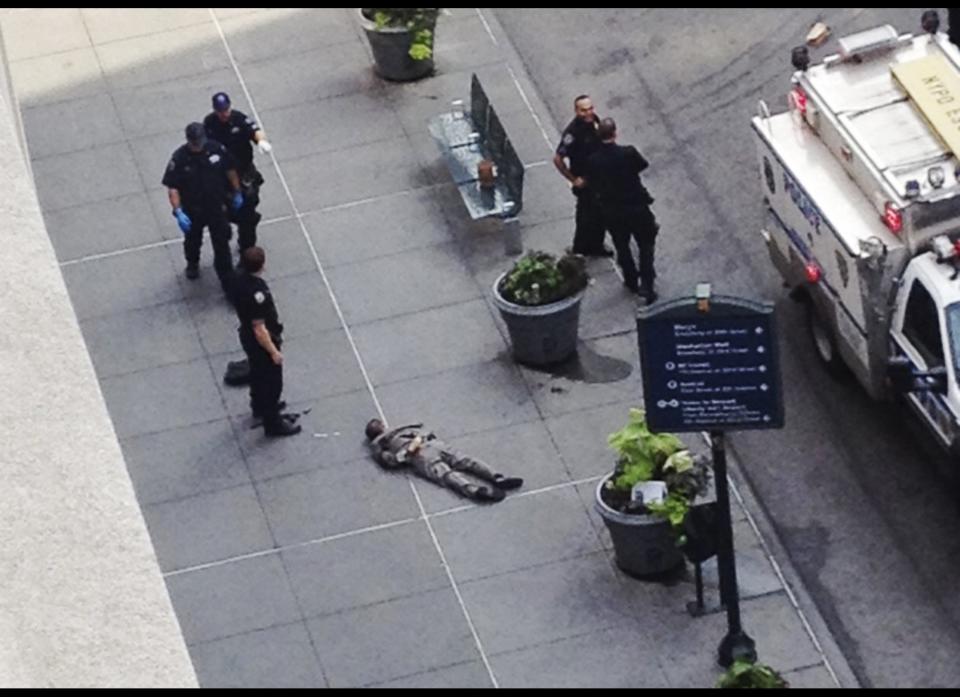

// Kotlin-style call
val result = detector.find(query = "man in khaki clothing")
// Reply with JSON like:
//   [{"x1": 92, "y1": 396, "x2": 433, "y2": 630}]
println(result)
[{"x1": 365, "y1": 419, "x2": 523, "y2": 502}]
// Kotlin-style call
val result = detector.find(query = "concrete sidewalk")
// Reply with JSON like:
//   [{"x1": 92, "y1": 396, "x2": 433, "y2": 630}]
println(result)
[{"x1": 2, "y1": 7, "x2": 855, "y2": 688}]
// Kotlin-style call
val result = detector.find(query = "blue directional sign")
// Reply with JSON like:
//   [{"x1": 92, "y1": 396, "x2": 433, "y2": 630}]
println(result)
[{"x1": 636, "y1": 295, "x2": 783, "y2": 433}]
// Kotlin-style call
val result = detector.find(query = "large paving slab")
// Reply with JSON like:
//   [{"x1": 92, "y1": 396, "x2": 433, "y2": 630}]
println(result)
[{"x1": 3, "y1": 6, "x2": 846, "y2": 689}]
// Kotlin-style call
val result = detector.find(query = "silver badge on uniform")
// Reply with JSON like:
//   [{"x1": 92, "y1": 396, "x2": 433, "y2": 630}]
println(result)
[
  {"x1": 167, "y1": 159, "x2": 176, "y2": 172},
  {"x1": 209, "y1": 154, "x2": 220, "y2": 164},
  {"x1": 254, "y1": 291, "x2": 265, "y2": 304},
  {"x1": 231, "y1": 126, "x2": 240, "y2": 134},
  {"x1": 562, "y1": 133, "x2": 574, "y2": 145}
]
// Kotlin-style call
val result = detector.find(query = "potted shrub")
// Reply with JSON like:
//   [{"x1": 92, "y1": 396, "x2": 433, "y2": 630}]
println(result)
[
  {"x1": 491, "y1": 250, "x2": 589, "y2": 366},
  {"x1": 594, "y1": 408, "x2": 712, "y2": 578},
  {"x1": 359, "y1": 8, "x2": 440, "y2": 82},
  {"x1": 716, "y1": 658, "x2": 789, "y2": 689}
]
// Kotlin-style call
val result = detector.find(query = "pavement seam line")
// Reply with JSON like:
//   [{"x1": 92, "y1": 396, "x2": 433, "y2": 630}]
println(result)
[
  {"x1": 57, "y1": 214, "x2": 297, "y2": 267},
  {"x1": 209, "y1": 8, "x2": 499, "y2": 688}
]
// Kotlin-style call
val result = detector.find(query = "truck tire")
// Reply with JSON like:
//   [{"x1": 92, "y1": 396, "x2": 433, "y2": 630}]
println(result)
[{"x1": 806, "y1": 301, "x2": 848, "y2": 379}]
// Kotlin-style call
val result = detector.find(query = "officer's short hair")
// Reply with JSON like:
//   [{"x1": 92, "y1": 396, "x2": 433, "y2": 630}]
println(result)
[
  {"x1": 574, "y1": 94, "x2": 590, "y2": 107},
  {"x1": 185, "y1": 122, "x2": 206, "y2": 147},
  {"x1": 365, "y1": 418, "x2": 385, "y2": 441},
  {"x1": 241, "y1": 246, "x2": 266, "y2": 274},
  {"x1": 597, "y1": 117, "x2": 617, "y2": 140}
]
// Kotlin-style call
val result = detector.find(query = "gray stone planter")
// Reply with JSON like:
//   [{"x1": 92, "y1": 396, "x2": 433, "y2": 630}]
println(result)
[
  {"x1": 594, "y1": 474, "x2": 684, "y2": 578},
  {"x1": 359, "y1": 9, "x2": 435, "y2": 82},
  {"x1": 492, "y1": 272, "x2": 585, "y2": 366}
]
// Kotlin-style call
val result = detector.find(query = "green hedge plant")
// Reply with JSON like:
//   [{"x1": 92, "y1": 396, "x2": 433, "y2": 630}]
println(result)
[
  {"x1": 498, "y1": 250, "x2": 588, "y2": 306},
  {"x1": 603, "y1": 408, "x2": 711, "y2": 544},
  {"x1": 716, "y1": 658, "x2": 789, "y2": 689},
  {"x1": 367, "y1": 8, "x2": 440, "y2": 60}
]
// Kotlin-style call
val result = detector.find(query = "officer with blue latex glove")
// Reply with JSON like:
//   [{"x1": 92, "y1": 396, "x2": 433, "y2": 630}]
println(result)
[
  {"x1": 162, "y1": 122, "x2": 242, "y2": 292},
  {"x1": 173, "y1": 207, "x2": 192, "y2": 234}
]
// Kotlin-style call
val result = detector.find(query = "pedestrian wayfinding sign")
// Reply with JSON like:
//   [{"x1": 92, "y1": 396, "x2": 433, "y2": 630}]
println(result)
[{"x1": 636, "y1": 291, "x2": 783, "y2": 432}]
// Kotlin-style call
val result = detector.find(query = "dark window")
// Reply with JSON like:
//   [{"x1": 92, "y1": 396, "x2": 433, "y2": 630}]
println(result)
[
  {"x1": 763, "y1": 157, "x2": 776, "y2": 195},
  {"x1": 903, "y1": 280, "x2": 944, "y2": 367}
]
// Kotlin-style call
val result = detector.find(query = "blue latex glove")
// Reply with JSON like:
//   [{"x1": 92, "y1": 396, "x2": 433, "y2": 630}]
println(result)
[
  {"x1": 231, "y1": 191, "x2": 244, "y2": 211},
  {"x1": 172, "y1": 207, "x2": 191, "y2": 233}
]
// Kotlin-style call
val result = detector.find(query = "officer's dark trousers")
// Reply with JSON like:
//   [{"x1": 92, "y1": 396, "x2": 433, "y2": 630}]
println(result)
[
  {"x1": 233, "y1": 166, "x2": 263, "y2": 253},
  {"x1": 184, "y1": 207, "x2": 234, "y2": 290},
  {"x1": 241, "y1": 333, "x2": 283, "y2": 425},
  {"x1": 572, "y1": 188, "x2": 607, "y2": 255},
  {"x1": 605, "y1": 205, "x2": 658, "y2": 291}
]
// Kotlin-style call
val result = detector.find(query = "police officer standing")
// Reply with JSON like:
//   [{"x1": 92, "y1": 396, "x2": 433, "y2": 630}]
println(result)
[
  {"x1": 163, "y1": 122, "x2": 244, "y2": 290},
  {"x1": 553, "y1": 94, "x2": 613, "y2": 257},
  {"x1": 585, "y1": 117, "x2": 660, "y2": 303},
  {"x1": 231, "y1": 245, "x2": 300, "y2": 437},
  {"x1": 204, "y1": 92, "x2": 272, "y2": 262}
]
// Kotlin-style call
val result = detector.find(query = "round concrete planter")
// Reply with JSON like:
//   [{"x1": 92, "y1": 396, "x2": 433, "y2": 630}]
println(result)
[
  {"x1": 492, "y1": 272, "x2": 585, "y2": 366},
  {"x1": 359, "y1": 9, "x2": 435, "y2": 82},
  {"x1": 594, "y1": 474, "x2": 684, "y2": 578}
]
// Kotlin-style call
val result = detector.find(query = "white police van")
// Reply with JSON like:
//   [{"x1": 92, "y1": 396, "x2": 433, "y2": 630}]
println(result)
[{"x1": 752, "y1": 11, "x2": 960, "y2": 457}]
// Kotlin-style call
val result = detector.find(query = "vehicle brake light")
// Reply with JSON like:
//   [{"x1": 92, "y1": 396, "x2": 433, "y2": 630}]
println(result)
[
  {"x1": 883, "y1": 202, "x2": 903, "y2": 234},
  {"x1": 804, "y1": 262, "x2": 822, "y2": 283},
  {"x1": 790, "y1": 86, "x2": 808, "y2": 117}
]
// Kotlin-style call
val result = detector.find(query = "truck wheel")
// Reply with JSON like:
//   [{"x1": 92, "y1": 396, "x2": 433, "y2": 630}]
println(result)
[{"x1": 807, "y1": 302, "x2": 848, "y2": 378}]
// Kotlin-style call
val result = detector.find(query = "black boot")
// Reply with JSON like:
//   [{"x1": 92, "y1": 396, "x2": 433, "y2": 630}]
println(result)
[
  {"x1": 637, "y1": 286, "x2": 658, "y2": 304},
  {"x1": 493, "y1": 474, "x2": 523, "y2": 490},
  {"x1": 185, "y1": 262, "x2": 200, "y2": 280},
  {"x1": 264, "y1": 415, "x2": 301, "y2": 437}
]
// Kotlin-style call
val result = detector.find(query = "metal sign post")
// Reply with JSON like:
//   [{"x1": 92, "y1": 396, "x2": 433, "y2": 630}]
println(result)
[{"x1": 636, "y1": 285, "x2": 783, "y2": 668}]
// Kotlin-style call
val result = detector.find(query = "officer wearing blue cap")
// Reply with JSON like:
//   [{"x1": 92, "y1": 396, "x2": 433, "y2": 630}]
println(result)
[
  {"x1": 204, "y1": 92, "x2": 272, "y2": 263},
  {"x1": 162, "y1": 122, "x2": 244, "y2": 290}
]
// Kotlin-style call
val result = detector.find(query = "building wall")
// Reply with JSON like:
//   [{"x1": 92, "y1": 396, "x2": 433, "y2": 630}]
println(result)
[{"x1": 0, "y1": 23, "x2": 197, "y2": 689}]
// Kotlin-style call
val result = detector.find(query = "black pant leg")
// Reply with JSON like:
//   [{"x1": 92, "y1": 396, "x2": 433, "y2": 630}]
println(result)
[
  {"x1": 245, "y1": 342, "x2": 281, "y2": 421},
  {"x1": 207, "y1": 210, "x2": 236, "y2": 290},
  {"x1": 182, "y1": 211, "x2": 203, "y2": 265},
  {"x1": 572, "y1": 190, "x2": 605, "y2": 254},
  {"x1": 635, "y1": 206, "x2": 659, "y2": 291},
  {"x1": 606, "y1": 210, "x2": 639, "y2": 289},
  {"x1": 237, "y1": 207, "x2": 261, "y2": 251}
]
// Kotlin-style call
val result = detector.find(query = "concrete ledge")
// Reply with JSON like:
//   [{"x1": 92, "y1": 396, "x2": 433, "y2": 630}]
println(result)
[{"x1": 0, "y1": 25, "x2": 196, "y2": 688}]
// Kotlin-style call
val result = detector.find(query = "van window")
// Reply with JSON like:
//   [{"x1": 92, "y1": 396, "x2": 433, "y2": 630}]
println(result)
[{"x1": 903, "y1": 280, "x2": 944, "y2": 367}]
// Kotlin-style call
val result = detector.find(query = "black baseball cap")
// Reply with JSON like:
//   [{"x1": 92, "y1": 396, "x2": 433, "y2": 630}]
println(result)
[
  {"x1": 185, "y1": 122, "x2": 207, "y2": 146},
  {"x1": 212, "y1": 92, "x2": 231, "y2": 112}
]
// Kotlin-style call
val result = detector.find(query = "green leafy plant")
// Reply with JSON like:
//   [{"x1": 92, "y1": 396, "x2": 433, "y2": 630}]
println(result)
[
  {"x1": 498, "y1": 251, "x2": 589, "y2": 306},
  {"x1": 369, "y1": 8, "x2": 440, "y2": 60},
  {"x1": 716, "y1": 658, "x2": 789, "y2": 689},
  {"x1": 603, "y1": 409, "x2": 711, "y2": 543}
]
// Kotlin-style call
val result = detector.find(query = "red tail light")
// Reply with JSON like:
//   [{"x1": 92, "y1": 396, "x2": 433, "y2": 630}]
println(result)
[
  {"x1": 883, "y1": 202, "x2": 903, "y2": 234},
  {"x1": 791, "y1": 86, "x2": 808, "y2": 117},
  {"x1": 805, "y1": 262, "x2": 822, "y2": 283}
]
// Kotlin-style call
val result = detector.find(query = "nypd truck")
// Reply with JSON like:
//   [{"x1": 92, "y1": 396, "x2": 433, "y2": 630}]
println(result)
[{"x1": 751, "y1": 11, "x2": 960, "y2": 460}]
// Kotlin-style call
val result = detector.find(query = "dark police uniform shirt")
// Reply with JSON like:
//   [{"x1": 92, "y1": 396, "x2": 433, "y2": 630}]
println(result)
[
  {"x1": 556, "y1": 116, "x2": 602, "y2": 179},
  {"x1": 232, "y1": 272, "x2": 283, "y2": 348},
  {"x1": 585, "y1": 143, "x2": 653, "y2": 209},
  {"x1": 162, "y1": 140, "x2": 237, "y2": 214},
  {"x1": 203, "y1": 110, "x2": 260, "y2": 172}
]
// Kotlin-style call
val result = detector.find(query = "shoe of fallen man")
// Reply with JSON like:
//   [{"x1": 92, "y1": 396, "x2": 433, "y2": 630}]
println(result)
[
  {"x1": 493, "y1": 474, "x2": 524, "y2": 490},
  {"x1": 185, "y1": 263, "x2": 200, "y2": 280},
  {"x1": 469, "y1": 484, "x2": 506, "y2": 502}
]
